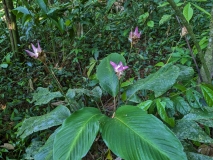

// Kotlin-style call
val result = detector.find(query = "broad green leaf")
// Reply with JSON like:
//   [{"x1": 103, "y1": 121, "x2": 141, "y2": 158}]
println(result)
[
  {"x1": 156, "y1": 99, "x2": 175, "y2": 127},
  {"x1": 182, "y1": 108, "x2": 213, "y2": 127},
  {"x1": 97, "y1": 53, "x2": 127, "y2": 97},
  {"x1": 31, "y1": 87, "x2": 62, "y2": 105},
  {"x1": 137, "y1": 100, "x2": 153, "y2": 111},
  {"x1": 34, "y1": 127, "x2": 61, "y2": 160},
  {"x1": 186, "y1": 89, "x2": 202, "y2": 108},
  {"x1": 183, "y1": 3, "x2": 193, "y2": 23},
  {"x1": 101, "y1": 106, "x2": 187, "y2": 160},
  {"x1": 36, "y1": 0, "x2": 49, "y2": 13},
  {"x1": 147, "y1": 20, "x2": 154, "y2": 27},
  {"x1": 126, "y1": 63, "x2": 180, "y2": 99},
  {"x1": 200, "y1": 84, "x2": 213, "y2": 107},
  {"x1": 159, "y1": 15, "x2": 171, "y2": 26},
  {"x1": 187, "y1": 152, "x2": 213, "y2": 160},
  {"x1": 176, "y1": 65, "x2": 194, "y2": 81},
  {"x1": 172, "y1": 119, "x2": 213, "y2": 143},
  {"x1": 172, "y1": 96, "x2": 191, "y2": 115},
  {"x1": 17, "y1": 105, "x2": 70, "y2": 139},
  {"x1": 66, "y1": 86, "x2": 102, "y2": 100},
  {"x1": 53, "y1": 107, "x2": 105, "y2": 160}
]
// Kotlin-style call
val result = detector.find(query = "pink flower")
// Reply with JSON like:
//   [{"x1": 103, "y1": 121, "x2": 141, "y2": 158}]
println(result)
[
  {"x1": 25, "y1": 42, "x2": 42, "y2": 59},
  {"x1": 128, "y1": 27, "x2": 141, "y2": 42},
  {"x1": 110, "y1": 61, "x2": 128, "y2": 78}
]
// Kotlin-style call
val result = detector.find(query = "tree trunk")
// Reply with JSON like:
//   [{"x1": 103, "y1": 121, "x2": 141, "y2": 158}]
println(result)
[
  {"x1": 167, "y1": 0, "x2": 211, "y2": 83},
  {"x1": 200, "y1": 6, "x2": 213, "y2": 82},
  {"x1": 2, "y1": 0, "x2": 20, "y2": 55}
]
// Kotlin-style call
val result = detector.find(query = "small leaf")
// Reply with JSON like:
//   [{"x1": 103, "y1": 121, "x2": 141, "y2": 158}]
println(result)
[
  {"x1": 155, "y1": 62, "x2": 164, "y2": 67},
  {"x1": 156, "y1": 99, "x2": 175, "y2": 127},
  {"x1": 183, "y1": 3, "x2": 193, "y2": 23},
  {"x1": 186, "y1": 89, "x2": 202, "y2": 108},
  {"x1": 36, "y1": 0, "x2": 49, "y2": 13},
  {"x1": 159, "y1": 15, "x2": 171, "y2": 26},
  {"x1": 191, "y1": 3, "x2": 211, "y2": 17},
  {"x1": 172, "y1": 96, "x2": 191, "y2": 115},
  {"x1": 137, "y1": 100, "x2": 153, "y2": 111},
  {"x1": 0, "y1": 143, "x2": 14, "y2": 150},
  {"x1": 31, "y1": 87, "x2": 62, "y2": 105},
  {"x1": 0, "y1": 63, "x2": 8, "y2": 68},
  {"x1": 147, "y1": 20, "x2": 154, "y2": 28},
  {"x1": 200, "y1": 84, "x2": 213, "y2": 107},
  {"x1": 13, "y1": 6, "x2": 30, "y2": 15},
  {"x1": 17, "y1": 105, "x2": 70, "y2": 139}
]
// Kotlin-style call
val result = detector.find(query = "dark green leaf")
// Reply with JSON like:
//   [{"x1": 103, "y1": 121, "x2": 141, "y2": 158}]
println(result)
[
  {"x1": 101, "y1": 105, "x2": 187, "y2": 160},
  {"x1": 172, "y1": 96, "x2": 191, "y2": 115},
  {"x1": 53, "y1": 107, "x2": 105, "y2": 160},
  {"x1": 31, "y1": 87, "x2": 62, "y2": 106},
  {"x1": 172, "y1": 120, "x2": 213, "y2": 143},
  {"x1": 126, "y1": 63, "x2": 180, "y2": 99},
  {"x1": 17, "y1": 105, "x2": 70, "y2": 139},
  {"x1": 97, "y1": 53, "x2": 127, "y2": 97}
]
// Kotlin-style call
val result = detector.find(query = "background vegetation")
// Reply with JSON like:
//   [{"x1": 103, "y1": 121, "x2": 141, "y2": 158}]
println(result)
[{"x1": 1, "y1": 0, "x2": 213, "y2": 159}]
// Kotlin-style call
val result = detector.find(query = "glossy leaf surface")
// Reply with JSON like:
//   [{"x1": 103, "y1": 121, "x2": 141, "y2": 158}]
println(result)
[
  {"x1": 53, "y1": 107, "x2": 104, "y2": 160},
  {"x1": 101, "y1": 105, "x2": 187, "y2": 160},
  {"x1": 97, "y1": 53, "x2": 127, "y2": 97}
]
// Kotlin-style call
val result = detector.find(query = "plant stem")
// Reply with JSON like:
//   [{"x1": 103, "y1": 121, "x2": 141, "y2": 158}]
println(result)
[
  {"x1": 175, "y1": 16, "x2": 203, "y2": 82},
  {"x1": 44, "y1": 62, "x2": 78, "y2": 112},
  {"x1": 167, "y1": 0, "x2": 211, "y2": 83}
]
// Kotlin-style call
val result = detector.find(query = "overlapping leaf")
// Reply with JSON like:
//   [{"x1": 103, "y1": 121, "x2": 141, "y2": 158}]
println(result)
[
  {"x1": 53, "y1": 107, "x2": 104, "y2": 160},
  {"x1": 17, "y1": 105, "x2": 70, "y2": 139},
  {"x1": 97, "y1": 53, "x2": 127, "y2": 97},
  {"x1": 126, "y1": 63, "x2": 180, "y2": 99},
  {"x1": 101, "y1": 105, "x2": 187, "y2": 160}
]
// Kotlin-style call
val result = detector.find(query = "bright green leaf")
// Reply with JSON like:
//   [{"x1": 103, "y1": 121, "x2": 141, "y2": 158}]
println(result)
[
  {"x1": 137, "y1": 100, "x2": 153, "y2": 111},
  {"x1": 147, "y1": 20, "x2": 154, "y2": 27},
  {"x1": 156, "y1": 99, "x2": 175, "y2": 127},
  {"x1": 159, "y1": 15, "x2": 171, "y2": 26},
  {"x1": 183, "y1": 3, "x2": 193, "y2": 23},
  {"x1": 200, "y1": 84, "x2": 213, "y2": 107}
]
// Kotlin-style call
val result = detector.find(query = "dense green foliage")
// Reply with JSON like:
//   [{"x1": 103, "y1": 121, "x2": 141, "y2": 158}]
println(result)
[{"x1": 1, "y1": 0, "x2": 213, "y2": 159}]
